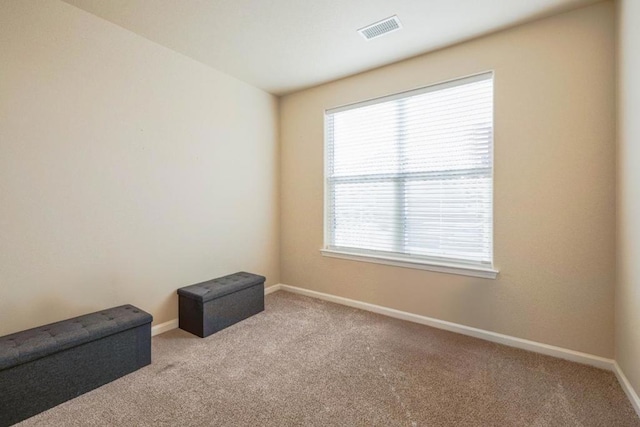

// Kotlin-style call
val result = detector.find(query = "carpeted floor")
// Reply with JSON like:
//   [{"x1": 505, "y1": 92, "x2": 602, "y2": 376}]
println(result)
[{"x1": 18, "y1": 291, "x2": 640, "y2": 426}]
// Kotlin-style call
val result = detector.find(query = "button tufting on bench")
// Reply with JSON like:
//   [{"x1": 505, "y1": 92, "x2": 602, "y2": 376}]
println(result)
[
  {"x1": 0, "y1": 304, "x2": 153, "y2": 426},
  {"x1": 176, "y1": 272, "x2": 265, "y2": 338},
  {"x1": 177, "y1": 272, "x2": 266, "y2": 305},
  {"x1": 0, "y1": 305, "x2": 153, "y2": 372}
]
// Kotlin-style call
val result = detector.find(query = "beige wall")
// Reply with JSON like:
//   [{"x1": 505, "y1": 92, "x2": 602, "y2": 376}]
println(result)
[
  {"x1": 0, "y1": 0, "x2": 280, "y2": 335},
  {"x1": 616, "y1": 0, "x2": 640, "y2": 396},
  {"x1": 280, "y1": 2, "x2": 616, "y2": 357},
  {"x1": 0, "y1": 0, "x2": 619, "y2": 364}
]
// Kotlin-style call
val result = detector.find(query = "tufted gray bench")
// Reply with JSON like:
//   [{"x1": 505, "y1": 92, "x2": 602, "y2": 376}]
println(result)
[
  {"x1": 0, "y1": 305, "x2": 152, "y2": 426},
  {"x1": 178, "y1": 272, "x2": 265, "y2": 338}
]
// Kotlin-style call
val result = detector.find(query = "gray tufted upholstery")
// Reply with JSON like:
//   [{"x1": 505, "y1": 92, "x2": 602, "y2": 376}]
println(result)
[
  {"x1": 177, "y1": 272, "x2": 265, "y2": 338},
  {"x1": 177, "y1": 271, "x2": 266, "y2": 303},
  {"x1": 0, "y1": 305, "x2": 152, "y2": 371}
]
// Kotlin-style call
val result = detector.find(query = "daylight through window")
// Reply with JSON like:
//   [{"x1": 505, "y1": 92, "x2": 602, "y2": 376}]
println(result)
[{"x1": 324, "y1": 72, "x2": 494, "y2": 270}]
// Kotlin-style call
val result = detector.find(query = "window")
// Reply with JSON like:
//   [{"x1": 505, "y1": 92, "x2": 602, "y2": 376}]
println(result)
[{"x1": 322, "y1": 72, "x2": 497, "y2": 278}]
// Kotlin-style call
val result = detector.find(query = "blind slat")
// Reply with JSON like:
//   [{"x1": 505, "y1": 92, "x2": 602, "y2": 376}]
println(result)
[{"x1": 326, "y1": 73, "x2": 494, "y2": 266}]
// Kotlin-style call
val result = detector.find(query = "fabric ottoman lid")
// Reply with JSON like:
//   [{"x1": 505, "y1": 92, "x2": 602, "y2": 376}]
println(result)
[
  {"x1": 177, "y1": 272, "x2": 265, "y2": 303},
  {"x1": 0, "y1": 305, "x2": 152, "y2": 370}
]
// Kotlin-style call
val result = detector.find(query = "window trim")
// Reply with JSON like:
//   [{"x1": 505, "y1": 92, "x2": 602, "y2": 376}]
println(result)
[
  {"x1": 320, "y1": 248, "x2": 498, "y2": 279},
  {"x1": 322, "y1": 71, "x2": 498, "y2": 279}
]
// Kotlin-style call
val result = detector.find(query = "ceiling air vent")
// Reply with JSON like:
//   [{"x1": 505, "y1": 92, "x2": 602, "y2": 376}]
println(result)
[{"x1": 358, "y1": 15, "x2": 402, "y2": 41}]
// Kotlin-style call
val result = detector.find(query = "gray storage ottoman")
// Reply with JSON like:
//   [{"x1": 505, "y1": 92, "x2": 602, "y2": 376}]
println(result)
[
  {"x1": 178, "y1": 272, "x2": 265, "y2": 338},
  {"x1": 0, "y1": 305, "x2": 152, "y2": 426}
]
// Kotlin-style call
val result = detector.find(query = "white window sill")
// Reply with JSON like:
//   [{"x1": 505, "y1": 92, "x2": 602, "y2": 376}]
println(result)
[{"x1": 320, "y1": 249, "x2": 498, "y2": 279}]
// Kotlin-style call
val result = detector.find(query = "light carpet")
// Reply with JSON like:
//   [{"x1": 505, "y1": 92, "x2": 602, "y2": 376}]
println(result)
[{"x1": 18, "y1": 291, "x2": 640, "y2": 426}]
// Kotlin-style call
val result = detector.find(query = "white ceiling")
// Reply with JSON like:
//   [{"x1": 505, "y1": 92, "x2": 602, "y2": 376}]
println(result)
[{"x1": 62, "y1": 0, "x2": 600, "y2": 95}]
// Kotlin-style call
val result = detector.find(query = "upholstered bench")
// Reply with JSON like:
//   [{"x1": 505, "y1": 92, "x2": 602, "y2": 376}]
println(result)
[
  {"x1": 0, "y1": 305, "x2": 152, "y2": 426},
  {"x1": 178, "y1": 272, "x2": 265, "y2": 338}
]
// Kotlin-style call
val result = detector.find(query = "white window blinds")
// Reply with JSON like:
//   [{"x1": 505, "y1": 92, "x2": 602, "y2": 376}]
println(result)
[{"x1": 325, "y1": 72, "x2": 494, "y2": 267}]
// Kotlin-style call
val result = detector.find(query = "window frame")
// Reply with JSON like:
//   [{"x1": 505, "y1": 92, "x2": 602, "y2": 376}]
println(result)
[{"x1": 321, "y1": 71, "x2": 498, "y2": 279}]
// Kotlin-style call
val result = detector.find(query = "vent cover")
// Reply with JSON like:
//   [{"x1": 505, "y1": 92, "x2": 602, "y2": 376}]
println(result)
[{"x1": 358, "y1": 15, "x2": 402, "y2": 40}]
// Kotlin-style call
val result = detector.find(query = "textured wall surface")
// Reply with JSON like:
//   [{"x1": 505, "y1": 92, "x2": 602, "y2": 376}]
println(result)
[
  {"x1": 280, "y1": 2, "x2": 616, "y2": 357},
  {"x1": 0, "y1": 0, "x2": 280, "y2": 334},
  {"x1": 616, "y1": 0, "x2": 640, "y2": 400}
]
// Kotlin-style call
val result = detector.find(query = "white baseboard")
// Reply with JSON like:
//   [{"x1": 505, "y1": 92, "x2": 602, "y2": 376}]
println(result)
[
  {"x1": 152, "y1": 285, "x2": 282, "y2": 336},
  {"x1": 151, "y1": 319, "x2": 179, "y2": 337},
  {"x1": 265, "y1": 284, "x2": 282, "y2": 295},
  {"x1": 614, "y1": 362, "x2": 640, "y2": 417},
  {"x1": 149, "y1": 282, "x2": 638, "y2": 417},
  {"x1": 277, "y1": 284, "x2": 614, "y2": 371}
]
